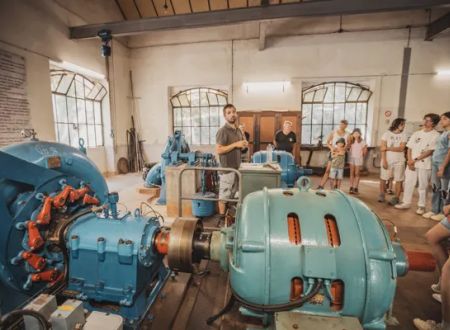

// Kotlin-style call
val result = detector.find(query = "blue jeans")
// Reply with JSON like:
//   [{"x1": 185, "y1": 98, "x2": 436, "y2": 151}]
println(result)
[{"x1": 431, "y1": 162, "x2": 450, "y2": 214}]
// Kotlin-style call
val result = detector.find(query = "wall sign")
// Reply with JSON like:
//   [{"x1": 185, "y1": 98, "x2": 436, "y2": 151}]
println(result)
[{"x1": 0, "y1": 48, "x2": 30, "y2": 147}]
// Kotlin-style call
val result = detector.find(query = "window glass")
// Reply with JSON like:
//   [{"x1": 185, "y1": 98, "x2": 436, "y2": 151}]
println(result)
[
  {"x1": 171, "y1": 88, "x2": 228, "y2": 145},
  {"x1": 51, "y1": 71, "x2": 106, "y2": 147},
  {"x1": 301, "y1": 82, "x2": 372, "y2": 145}
]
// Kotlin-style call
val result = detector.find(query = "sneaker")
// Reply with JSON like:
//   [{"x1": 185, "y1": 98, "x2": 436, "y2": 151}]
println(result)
[
  {"x1": 431, "y1": 214, "x2": 446, "y2": 222},
  {"x1": 416, "y1": 207, "x2": 426, "y2": 215},
  {"x1": 431, "y1": 282, "x2": 441, "y2": 294},
  {"x1": 354, "y1": 188, "x2": 359, "y2": 194},
  {"x1": 394, "y1": 202, "x2": 410, "y2": 209},
  {"x1": 387, "y1": 189, "x2": 394, "y2": 195},
  {"x1": 317, "y1": 185, "x2": 324, "y2": 190},
  {"x1": 423, "y1": 211, "x2": 435, "y2": 219},
  {"x1": 432, "y1": 293, "x2": 442, "y2": 303},
  {"x1": 378, "y1": 193, "x2": 385, "y2": 203},
  {"x1": 349, "y1": 187, "x2": 354, "y2": 194},
  {"x1": 389, "y1": 197, "x2": 400, "y2": 206},
  {"x1": 413, "y1": 319, "x2": 442, "y2": 330}
]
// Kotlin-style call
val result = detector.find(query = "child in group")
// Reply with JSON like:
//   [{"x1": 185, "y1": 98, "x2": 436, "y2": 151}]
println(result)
[
  {"x1": 349, "y1": 128, "x2": 368, "y2": 194},
  {"x1": 329, "y1": 138, "x2": 346, "y2": 189}
]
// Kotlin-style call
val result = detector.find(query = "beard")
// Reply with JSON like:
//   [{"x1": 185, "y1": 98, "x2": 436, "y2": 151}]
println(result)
[{"x1": 226, "y1": 117, "x2": 237, "y2": 124}]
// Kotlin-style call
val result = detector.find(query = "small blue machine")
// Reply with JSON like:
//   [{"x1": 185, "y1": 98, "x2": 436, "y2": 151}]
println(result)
[
  {"x1": 167, "y1": 177, "x2": 429, "y2": 329},
  {"x1": 252, "y1": 150, "x2": 312, "y2": 187},
  {"x1": 143, "y1": 163, "x2": 162, "y2": 187},
  {"x1": 0, "y1": 141, "x2": 169, "y2": 328},
  {"x1": 144, "y1": 131, "x2": 217, "y2": 216}
]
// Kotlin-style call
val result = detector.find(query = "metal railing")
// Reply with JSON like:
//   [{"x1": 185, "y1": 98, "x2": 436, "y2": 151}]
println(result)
[{"x1": 177, "y1": 166, "x2": 242, "y2": 217}]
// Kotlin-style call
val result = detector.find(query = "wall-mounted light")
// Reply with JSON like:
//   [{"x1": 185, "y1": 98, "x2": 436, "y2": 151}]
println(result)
[
  {"x1": 242, "y1": 80, "x2": 291, "y2": 93},
  {"x1": 436, "y1": 69, "x2": 450, "y2": 76}
]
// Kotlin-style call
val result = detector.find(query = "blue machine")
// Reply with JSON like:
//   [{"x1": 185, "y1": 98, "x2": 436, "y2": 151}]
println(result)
[
  {"x1": 252, "y1": 150, "x2": 313, "y2": 187},
  {"x1": 168, "y1": 177, "x2": 420, "y2": 329},
  {"x1": 144, "y1": 163, "x2": 162, "y2": 187},
  {"x1": 145, "y1": 130, "x2": 217, "y2": 211},
  {"x1": 0, "y1": 141, "x2": 169, "y2": 328}
]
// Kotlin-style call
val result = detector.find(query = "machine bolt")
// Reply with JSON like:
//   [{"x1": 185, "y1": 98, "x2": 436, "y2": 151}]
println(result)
[
  {"x1": 97, "y1": 237, "x2": 105, "y2": 242},
  {"x1": 292, "y1": 324, "x2": 299, "y2": 329}
]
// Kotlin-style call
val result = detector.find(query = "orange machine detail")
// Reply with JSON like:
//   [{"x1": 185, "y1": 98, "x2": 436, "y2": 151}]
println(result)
[
  {"x1": 53, "y1": 185, "x2": 73, "y2": 208},
  {"x1": 154, "y1": 231, "x2": 170, "y2": 255},
  {"x1": 27, "y1": 221, "x2": 44, "y2": 250},
  {"x1": 31, "y1": 269, "x2": 59, "y2": 282},
  {"x1": 69, "y1": 186, "x2": 90, "y2": 203},
  {"x1": 22, "y1": 251, "x2": 46, "y2": 271},
  {"x1": 36, "y1": 196, "x2": 53, "y2": 225}
]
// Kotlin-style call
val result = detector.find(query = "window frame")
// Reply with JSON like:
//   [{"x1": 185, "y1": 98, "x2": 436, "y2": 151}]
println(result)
[
  {"x1": 50, "y1": 70, "x2": 106, "y2": 148},
  {"x1": 301, "y1": 82, "x2": 372, "y2": 146},
  {"x1": 171, "y1": 87, "x2": 228, "y2": 146}
]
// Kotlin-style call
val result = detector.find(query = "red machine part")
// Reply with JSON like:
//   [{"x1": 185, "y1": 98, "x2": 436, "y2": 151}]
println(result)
[
  {"x1": 407, "y1": 251, "x2": 436, "y2": 272},
  {"x1": 330, "y1": 280, "x2": 344, "y2": 311},
  {"x1": 290, "y1": 277, "x2": 304, "y2": 301},
  {"x1": 36, "y1": 196, "x2": 53, "y2": 225},
  {"x1": 154, "y1": 231, "x2": 170, "y2": 255},
  {"x1": 27, "y1": 221, "x2": 44, "y2": 250},
  {"x1": 69, "y1": 186, "x2": 90, "y2": 203},
  {"x1": 31, "y1": 269, "x2": 59, "y2": 282},
  {"x1": 83, "y1": 194, "x2": 100, "y2": 206},
  {"x1": 21, "y1": 251, "x2": 46, "y2": 271},
  {"x1": 52, "y1": 185, "x2": 73, "y2": 208}
]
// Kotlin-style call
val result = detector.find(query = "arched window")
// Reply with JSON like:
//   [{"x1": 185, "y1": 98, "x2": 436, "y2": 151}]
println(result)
[
  {"x1": 171, "y1": 88, "x2": 228, "y2": 145},
  {"x1": 50, "y1": 70, "x2": 107, "y2": 147},
  {"x1": 301, "y1": 82, "x2": 372, "y2": 145}
]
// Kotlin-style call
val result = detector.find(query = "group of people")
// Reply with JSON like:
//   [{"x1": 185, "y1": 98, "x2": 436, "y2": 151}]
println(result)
[
  {"x1": 317, "y1": 113, "x2": 450, "y2": 330},
  {"x1": 214, "y1": 103, "x2": 450, "y2": 330},
  {"x1": 317, "y1": 119, "x2": 368, "y2": 192},
  {"x1": 370, "y1": 112, "x2": 450, "y2": 330}
]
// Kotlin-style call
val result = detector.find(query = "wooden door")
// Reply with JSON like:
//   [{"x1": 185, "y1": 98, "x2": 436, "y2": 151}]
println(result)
[
  {"x1": 259, "y1": 114, "x2": 277, "y2": 152},
  {"x1": 237, "y1": 114, "x2": 255, "y2": 155},
  {"x1": 238, "y1": 111, "x2": 302, "y2": 163}
]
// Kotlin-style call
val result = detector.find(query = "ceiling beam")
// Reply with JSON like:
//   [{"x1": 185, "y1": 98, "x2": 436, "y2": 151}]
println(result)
[
  {"x1": 70, "y1": 0, "x2": 450, "y2": 39},
  {"x1": 425, "y1": 11, "x2": 450, "y2": 40}
]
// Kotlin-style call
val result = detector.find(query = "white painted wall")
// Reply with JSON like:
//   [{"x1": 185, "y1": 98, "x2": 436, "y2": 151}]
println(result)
[
  {"x1": 0, "y1": 0, "x2": 130, "y2": 174},
  {"x1": 129, "y1": 23, "x2": 450, "y2": 170}
]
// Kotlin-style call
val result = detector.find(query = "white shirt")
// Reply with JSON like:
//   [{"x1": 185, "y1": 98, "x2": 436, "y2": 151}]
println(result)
[
  {"x1": 381, "y1": 131, "x2": 408, "y2": 165},
  {"x1": 329, "y1": 130, "x2": 350, "y2": 147},
  {"x1": 406, "y1": 129, "x2": 440, "y2": 169}
]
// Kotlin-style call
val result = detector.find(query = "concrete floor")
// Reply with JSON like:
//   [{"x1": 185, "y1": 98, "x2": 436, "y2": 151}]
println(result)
[{"x1": 106, "y1": 173, "x2": 442, "y2": 329}]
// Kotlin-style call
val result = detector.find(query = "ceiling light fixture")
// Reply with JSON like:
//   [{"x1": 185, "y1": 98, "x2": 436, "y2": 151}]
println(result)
[
  {"x1": 436, "y1": 69, "x2": 450, "y2": 76},
  {"x1": 242, "y1": 80, "x2": 291, "y2": 93}
]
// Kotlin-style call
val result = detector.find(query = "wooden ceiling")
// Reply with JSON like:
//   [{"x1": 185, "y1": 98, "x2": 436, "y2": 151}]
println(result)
[{"x1": 115, "y1": 0, "x2": 304, "y2": 19}]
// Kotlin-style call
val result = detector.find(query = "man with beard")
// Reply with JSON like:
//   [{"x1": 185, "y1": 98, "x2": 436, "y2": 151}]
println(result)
[{"x1": 216, "y1": 104, "x2": 248, "y2": 215}]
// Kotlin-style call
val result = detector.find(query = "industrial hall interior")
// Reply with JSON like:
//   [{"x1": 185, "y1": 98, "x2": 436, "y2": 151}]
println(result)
[{"x1": 1, "y1": 0, "x2": 450, "y2": 330}]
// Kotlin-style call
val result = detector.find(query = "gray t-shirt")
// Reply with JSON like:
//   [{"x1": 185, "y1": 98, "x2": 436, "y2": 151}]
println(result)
[{"x1": 216, "y1": 123, "x2": 243, "y2": 169}]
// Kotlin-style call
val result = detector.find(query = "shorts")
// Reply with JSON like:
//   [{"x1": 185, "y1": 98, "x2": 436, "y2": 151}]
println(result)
[
  {"x1": 349, "y1": 157, "x2": 363, "y2": 166},
  {"x1": 440, "y1": 217, "x2": 450, "y2": 231},
  {"x1": 380, "y1": 163, "x2": 405, "y2": 182},
  {"x1": 219, "y1": 172, "x2": 238, "y2": 200},
  {"x1": 329, "y1": 168, "x2": 344, "y2": 180}
]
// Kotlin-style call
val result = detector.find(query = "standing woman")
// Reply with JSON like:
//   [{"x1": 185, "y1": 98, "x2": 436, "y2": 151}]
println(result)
[{"x1": 348, "y1": 128, "x2": 368, "y2": 194}]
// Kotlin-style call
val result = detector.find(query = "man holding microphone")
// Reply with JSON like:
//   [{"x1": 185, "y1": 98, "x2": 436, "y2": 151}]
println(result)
[{"x1": 216, "y1": 104, "x2": 248, "y2": 215}]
